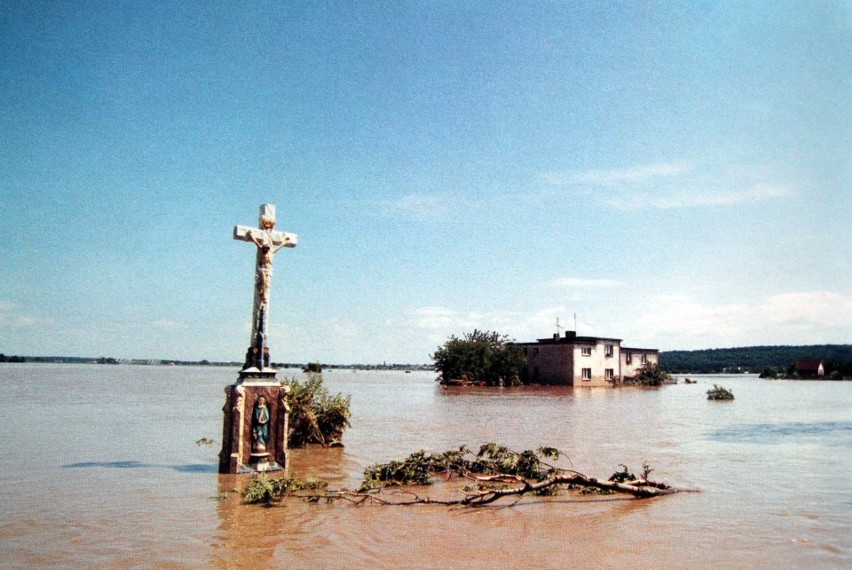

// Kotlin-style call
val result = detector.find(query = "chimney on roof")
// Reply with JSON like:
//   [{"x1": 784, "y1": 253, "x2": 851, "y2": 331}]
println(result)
[
  {"x1": 565, "y1": 331, "x2": 576, "y2": 340},
  {"x1": 553, "y1": 333, "x2": 559, "y2": 340}
]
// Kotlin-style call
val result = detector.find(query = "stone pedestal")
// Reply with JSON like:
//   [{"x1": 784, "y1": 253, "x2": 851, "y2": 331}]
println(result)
[{"x1": 218, "y1": 381, "x2": 289, "y2": 474}]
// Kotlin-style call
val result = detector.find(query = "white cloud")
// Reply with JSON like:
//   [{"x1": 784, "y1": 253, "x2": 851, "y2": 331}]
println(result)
[
  {"x1": 0, "y1": 302, "x2": 53, "y2": 327},
  {"x1": 631, "y1": 291, "x2": 852, "y2": 348},
  {"x1": 410, "y1": 305, "x2": 569, "y2": 344},
  {"x1": 544, "y1": 161, "x2": 793, "y2": 210},
  {"x1": 633, "y1": 184, "x2": 793, "y2": 209},
  {"x1": 543, "y1": 163, "x2": 689, "y2": 186},
  {"x1": 550, "y1": 277, "x2": 623, "y2": 289},
  {"x1": 150, "y1": 319, "x2": 188, "y2": 330},
  {"x1": 411, "y1": 306, "x2": 517, "y2": 337},
  {"x1": 383, "y1": 193, "x2": 459, "y2": 222},
  {"x1": 380, "y1": 189, "x2": 535, "y2": 223}
]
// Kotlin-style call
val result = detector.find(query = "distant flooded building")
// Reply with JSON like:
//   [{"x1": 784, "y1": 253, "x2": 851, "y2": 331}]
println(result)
[
  {"x1": 515, "y1": 331, "x2": 659, "y2": 387},
  {"x1": 795, "y1": 359, "x2": 825, "y2": 378}
]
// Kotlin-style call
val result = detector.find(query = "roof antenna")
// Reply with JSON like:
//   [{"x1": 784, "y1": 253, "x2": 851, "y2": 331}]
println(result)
[
  {"x1": 574, "y1": 313, "x2": 577, "y2": 333},
  {"x1": 555, "y1": 317, "x2": 563, "y2": 336}
]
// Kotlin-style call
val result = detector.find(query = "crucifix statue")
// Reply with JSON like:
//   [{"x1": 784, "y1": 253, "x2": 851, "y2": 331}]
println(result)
[{"x1": 234, "y1": 204, "x2": 298, "y2": 377}]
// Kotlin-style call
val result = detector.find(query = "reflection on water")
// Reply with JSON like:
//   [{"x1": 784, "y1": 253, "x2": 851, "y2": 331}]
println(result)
[
  {"x1": 64, "y1": 460, "x2": 220, "y2": 473},
  {"x1": 0, "y1": 365, "x2": 850, "y2": 568},
  {"x1": 709, "y1": 421, "x2": 852, "y2": 446}
]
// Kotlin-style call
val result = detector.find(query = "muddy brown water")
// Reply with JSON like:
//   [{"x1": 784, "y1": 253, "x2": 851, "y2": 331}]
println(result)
[{"x1": 0, "y1": 364, "x2": 849, "y2": 568}]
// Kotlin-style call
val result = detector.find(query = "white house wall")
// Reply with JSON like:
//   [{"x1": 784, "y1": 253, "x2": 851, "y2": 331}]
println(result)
[
  {"x1": 518, "y1": 334, "x2": 660, "y2": 387},
  {"x1": 574, "y1": 340, "x2": 620, "y2": 387},
  {"x1": 621, "y1": 349, "x2": 659, "y2": 378}
]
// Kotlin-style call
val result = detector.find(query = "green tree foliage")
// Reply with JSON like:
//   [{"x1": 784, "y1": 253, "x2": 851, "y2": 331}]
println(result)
[
  {"x1": 360, "y1": 444, "x2": 569, "y2": 498},
  {"x1": 622, "y1": 362, "x2": 674, "y2": 386},
  {"x1": 432, "y1": 329, "x2": 527, "y2": 386},
  {"x1": 360, "y1": 444, "x2": 564, "y2": 490},
  {"x1": 706, "y1": 385, "x2": 735, "y2": 400},
  {"x1": 244, "y1": 473, "x2": 328, "y2": 504},
  {"x1": 287, "y1": 372, "x2": 351, "y2": 447}
]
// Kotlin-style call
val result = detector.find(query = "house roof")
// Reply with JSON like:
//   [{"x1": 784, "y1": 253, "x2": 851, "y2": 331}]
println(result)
[
  {"x1": 514, "y1": 334, "x2": 622, "y2": 346},
  {"x1": 513, "y1": 332, "x2": 658, "y2": 352}
]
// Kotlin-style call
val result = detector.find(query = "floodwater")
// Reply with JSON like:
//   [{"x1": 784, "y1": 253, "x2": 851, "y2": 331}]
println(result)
[{"x1": 0, "y1": 364, "x2": 849, "y2": 568}]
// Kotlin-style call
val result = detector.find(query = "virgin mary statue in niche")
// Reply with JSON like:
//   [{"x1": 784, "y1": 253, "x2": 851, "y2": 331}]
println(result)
[{"x1": 252, "y1": 396, "x2": 270, "y2": 452}]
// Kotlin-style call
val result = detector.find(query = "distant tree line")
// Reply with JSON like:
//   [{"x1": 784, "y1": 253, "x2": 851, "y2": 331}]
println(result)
[
  {"x1": 0, "y1": 354, "x2": 433, "y2": 370},
  {"x1": 0, "y1": 354, "x2": 26, "y2": 363},
  {"x1": 661, "y1": 345, "x2": 852, "y2": 375}
]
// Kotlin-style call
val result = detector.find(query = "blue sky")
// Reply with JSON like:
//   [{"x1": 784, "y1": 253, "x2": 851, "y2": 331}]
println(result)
[{"x1": 1, "y1": 1, "x2": 849, "y2": 363}]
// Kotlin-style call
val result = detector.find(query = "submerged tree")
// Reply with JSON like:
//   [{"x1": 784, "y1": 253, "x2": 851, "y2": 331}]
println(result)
[
  {"x1": 287, "y1": 372, "x2": 351, "y2": 447},
  {"x1": 432, "y1": 329, "x2": 527, "y2": 386}
]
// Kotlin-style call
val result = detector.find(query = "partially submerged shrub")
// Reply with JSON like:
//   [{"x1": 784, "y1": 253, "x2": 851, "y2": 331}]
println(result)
[
  {"x1": 623, "y1": 363, "x2": 675, "y2": 386},
  {"x1": 706, "y1": 384, "x2": 734, "y2": 400},
  {"x1": 287, "y1": 372, "x2": 351, "y2": 447}
]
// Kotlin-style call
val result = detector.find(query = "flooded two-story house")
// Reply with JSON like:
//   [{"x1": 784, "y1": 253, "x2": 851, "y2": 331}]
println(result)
[{"x1": 515, "y1": 331, "x2": 659, "y2": 386}]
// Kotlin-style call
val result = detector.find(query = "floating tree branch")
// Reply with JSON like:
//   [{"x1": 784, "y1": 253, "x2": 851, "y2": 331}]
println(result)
[{"x1": 244, "y1": 444, "x2": 698, "y2": 507}]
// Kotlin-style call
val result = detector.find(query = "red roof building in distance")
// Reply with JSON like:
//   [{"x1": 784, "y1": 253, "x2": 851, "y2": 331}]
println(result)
[{"x1": 796, "y1": 360, "x2": 825, "y2": 377}]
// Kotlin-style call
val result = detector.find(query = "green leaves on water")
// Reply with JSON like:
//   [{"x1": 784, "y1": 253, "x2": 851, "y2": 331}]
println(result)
[
  {"x1": 244, "y1": 473, "x2": 329, "y2": 504},
  {"x1": 360, "y1": 443, "x2": 567, "y2": 491}
]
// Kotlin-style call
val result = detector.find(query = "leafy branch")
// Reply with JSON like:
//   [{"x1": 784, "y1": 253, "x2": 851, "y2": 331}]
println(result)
[{"x1": 244, "y1": 443, "x2": 695, "y2": 507}]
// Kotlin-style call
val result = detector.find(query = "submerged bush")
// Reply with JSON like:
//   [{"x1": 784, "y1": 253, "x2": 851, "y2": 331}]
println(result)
[
  {"x1": 287, "y1": 372, "x2": 351, "y2": 447},
  {"x1": 706, "y1": 384, "x2": 734, "y2": 400},
  {"x1": 623, "y1": 363, "x2": 675, "y2": 386}
]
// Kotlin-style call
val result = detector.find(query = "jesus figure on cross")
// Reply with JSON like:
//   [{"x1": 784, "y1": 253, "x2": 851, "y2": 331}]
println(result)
[{"x1": 234, "y1": 204, "x2": 298, "y2": 376}]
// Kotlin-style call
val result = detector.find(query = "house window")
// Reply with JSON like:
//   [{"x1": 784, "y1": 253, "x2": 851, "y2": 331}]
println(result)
[
  {"x1": 581, "y1": 346, "x2": 591, "y2": 356},
  {"x1": 605, "y1": 368, "x2": 614, "y2": 380},
  {"x1": 641, "y1": 353, "x2": 647, "y2": 364},
  {"x1": 625, "y1": 353, "x2": 632, "y2": 364},
  {"x1": 533, "y1": 347, "x2": 540, "y2": 356},
  {"x1": 605, "y1": 344, "x2": 614, "y2": 357},
  {"x1": 581, "y1": 368, "x2": 592, "y2": 381}
]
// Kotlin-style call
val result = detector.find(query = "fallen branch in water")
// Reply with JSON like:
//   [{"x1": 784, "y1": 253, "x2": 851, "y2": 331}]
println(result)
[{"x1": 244, "y1": 443, "x2": 697, "y2": 507}]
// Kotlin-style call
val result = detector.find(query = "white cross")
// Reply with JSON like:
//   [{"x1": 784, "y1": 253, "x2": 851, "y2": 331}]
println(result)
[{"x1": 233, "y1": 204, "x2": 298, "y2": 375}]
